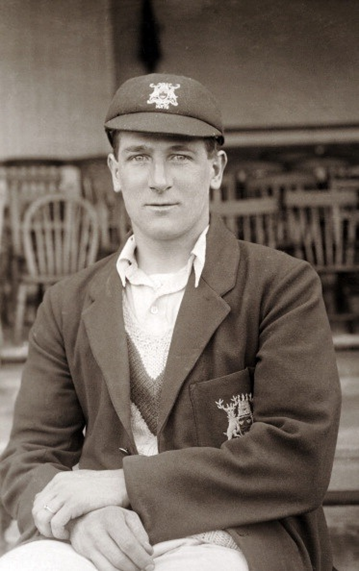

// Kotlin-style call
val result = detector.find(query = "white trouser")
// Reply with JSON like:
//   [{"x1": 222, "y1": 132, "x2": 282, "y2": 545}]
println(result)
[{"x1": 0, "y1": 537, "x2": 249, "y2": 570}]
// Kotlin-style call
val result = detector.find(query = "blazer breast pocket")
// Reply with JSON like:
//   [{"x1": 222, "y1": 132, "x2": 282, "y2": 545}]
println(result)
[{"x1": 190, "y1": 368, "x2": 254, "y2": 448}]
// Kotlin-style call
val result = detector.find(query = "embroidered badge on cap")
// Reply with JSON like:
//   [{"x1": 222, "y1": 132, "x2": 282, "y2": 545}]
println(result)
[
  {"x1": 147, "y1": 82, "x2": 180, "y2": 109},
  {"x1": 216, "y1": 394, "x2": 253, "y2": 440}
]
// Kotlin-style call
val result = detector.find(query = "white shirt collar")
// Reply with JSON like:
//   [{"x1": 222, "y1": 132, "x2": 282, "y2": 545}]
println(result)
[{"x1": 116, "y1": 226, "x2": 208, "y2": 289}]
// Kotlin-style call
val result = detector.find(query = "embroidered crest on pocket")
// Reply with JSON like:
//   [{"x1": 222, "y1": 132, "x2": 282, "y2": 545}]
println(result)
[{"x1": 216, "y1": 394, "x2": 253, "y2": 439}]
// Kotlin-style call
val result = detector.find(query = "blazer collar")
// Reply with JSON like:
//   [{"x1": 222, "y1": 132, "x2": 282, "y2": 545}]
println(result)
[{"x1": 202, "y1": 213, "x2": 241, "y2": 295}]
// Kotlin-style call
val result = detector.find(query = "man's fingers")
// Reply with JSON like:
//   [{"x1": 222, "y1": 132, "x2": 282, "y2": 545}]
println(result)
[
  {"x1": 33, "y1": 493, "x2": 88, "y2": 540},
  {"x1": 50, "y1": 509, "x2": 71, "y2": 540},
  {"x1": 31, "y1": 507, "x2": 54, "y2": 538},
  {"x1": 109, "y1": 523, "x2": 154, "y2": 570},
  {"x1": 125, "y1": 511, "x2": 153, "y2": 554},
  {"x1": 49, "y1": 502, "x2": 87, "y2": 540},
  {"x1": 32, "y1": 495, "x2": 61, "y2": 519},
  {"x1": 91, "y1": 536, "x2": 141, "y2": 571},
  {"x1": 32, "y1": 499, "x2": 62, "y2": 538},
  {"x1": 32, "y1": 497, "x2": 70, "y2": 539},
  {"x1": 71, "y1": 518, "x2": 148, "y2": 571},
  {"x1": 69, "y1": 507, "x2": 155, "y2": 571}
]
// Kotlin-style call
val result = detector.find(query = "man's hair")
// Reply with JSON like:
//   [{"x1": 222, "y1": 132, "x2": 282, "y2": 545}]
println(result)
[{"x1": 108, "y1": 130, "x2": 220, "y2": 159}]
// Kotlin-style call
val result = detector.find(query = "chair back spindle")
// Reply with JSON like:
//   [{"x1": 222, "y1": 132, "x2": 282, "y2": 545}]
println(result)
[
  {"x1": 210, "y1": 196, "x2": 279, "y2": 249},
  {"x1": 23, "y1": 194, "x2": 99, "y2": 281}
]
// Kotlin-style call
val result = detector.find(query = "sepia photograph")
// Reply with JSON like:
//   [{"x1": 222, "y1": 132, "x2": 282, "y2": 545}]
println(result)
[{"x1": 0, "y1": 1, "x2": 358, "y2": 570}]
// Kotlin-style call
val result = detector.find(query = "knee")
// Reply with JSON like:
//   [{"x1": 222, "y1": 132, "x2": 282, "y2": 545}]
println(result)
[{"x1": 0, "y1": 540, "x2": 96, "y2": 571}]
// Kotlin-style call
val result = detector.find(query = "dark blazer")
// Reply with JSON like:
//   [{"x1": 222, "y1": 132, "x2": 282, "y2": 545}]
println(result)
[{"x1": 1, "y1": 215, "x2": 341, "y2": 571}]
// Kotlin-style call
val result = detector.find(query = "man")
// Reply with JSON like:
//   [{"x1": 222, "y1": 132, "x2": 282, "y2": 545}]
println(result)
[{"x1": 0, "y1": 74, "x2": 341, "y2": 571}]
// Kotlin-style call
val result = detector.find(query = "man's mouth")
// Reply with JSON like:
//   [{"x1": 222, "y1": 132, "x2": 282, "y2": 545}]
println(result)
[{"x1": 146, "y1": 202, "x2": 179, "y2": 207}]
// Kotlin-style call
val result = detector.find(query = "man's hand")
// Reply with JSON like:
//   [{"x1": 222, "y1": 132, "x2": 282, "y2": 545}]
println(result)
[
  {"x1": 70, "y1": 506, "x2": 155, "y2": 571},
  {"x1": 32, "y1": 469, "x2": 129, "y2": 539}
]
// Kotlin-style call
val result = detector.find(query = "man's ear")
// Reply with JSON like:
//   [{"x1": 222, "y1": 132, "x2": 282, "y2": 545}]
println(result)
[
  {"x1": 107, "y1": 153, "x2": 121, "y2": 193},
  {"x1": 210, "y1": 150, "x2": 228, "y2": 191}
]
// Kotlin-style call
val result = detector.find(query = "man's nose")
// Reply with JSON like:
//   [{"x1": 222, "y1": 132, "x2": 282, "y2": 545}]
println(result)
[{"x1": 149, "y1": 159, "x2": 172, "y2": 193}]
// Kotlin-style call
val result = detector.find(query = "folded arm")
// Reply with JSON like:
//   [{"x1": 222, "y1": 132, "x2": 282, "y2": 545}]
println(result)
[{"x1": 123, "y1": 260, "x2": 341, "y2": 543}]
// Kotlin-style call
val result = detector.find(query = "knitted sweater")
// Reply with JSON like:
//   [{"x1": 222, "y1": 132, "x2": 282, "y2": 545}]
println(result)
[{"x1": 123, "y1": 296, "x2": 239, "y2": 551}]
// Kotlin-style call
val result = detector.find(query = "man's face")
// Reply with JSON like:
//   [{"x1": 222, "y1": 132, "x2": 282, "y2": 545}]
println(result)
[{"x1": 108, "y1": 132, "x2": 227, "y2": 244}]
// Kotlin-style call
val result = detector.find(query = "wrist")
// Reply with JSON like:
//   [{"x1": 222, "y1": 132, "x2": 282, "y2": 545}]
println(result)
[{"x1": 98, "y1": 469, "x2": 130, "y2": 508}]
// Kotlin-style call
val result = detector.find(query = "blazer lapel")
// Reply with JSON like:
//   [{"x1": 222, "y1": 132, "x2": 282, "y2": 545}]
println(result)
[
  {"x1": 158, "y1": 215, "x2": 241, "y2": 433},
  {"x1": 82, "y1": 217, "x2": 241, "y2": 444},
  {"x1": 82, "y1": 261, "x2": 134, "y2": 445}
]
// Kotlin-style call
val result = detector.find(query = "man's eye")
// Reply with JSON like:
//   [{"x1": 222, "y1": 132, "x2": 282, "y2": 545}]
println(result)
[
  {"x1": 129, "y1": 155, "x2": 148, "y2": 162},
  {"x1": 172, "y1": 154, "x2": 190, "y2": 162}
]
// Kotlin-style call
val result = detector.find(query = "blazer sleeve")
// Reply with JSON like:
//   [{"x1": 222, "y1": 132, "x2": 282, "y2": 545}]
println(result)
[
  {"x1": 0, "y1": 285, "x2": 85, "y2": 539},
  {"x1": 123, "y1": 258, "x2": 342, "y2": 544}
]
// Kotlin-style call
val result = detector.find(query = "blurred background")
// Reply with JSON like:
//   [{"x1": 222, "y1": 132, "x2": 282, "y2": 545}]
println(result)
[
  {"x1": 0, "y1": 1, "x2": 358, "y2": 568},
  {"x1": 1, "y1": 0, "x2": 359, "y2": 157}
]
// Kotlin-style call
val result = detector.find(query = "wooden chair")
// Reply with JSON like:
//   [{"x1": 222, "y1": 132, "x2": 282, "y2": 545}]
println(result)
[
  {"x1": 13, "y1": 194, "x2": 100, "y2": 344},
  {"x1": 245, "y1": 171, "x2": 317, "y2": 199},
  {"x1": 5, "y1": 160, "x2": 64, "y2": 259},
  {"x1": 284, "y1": 189, "x2": 359, "y2": 327},
  {"x1": 235, "y1": 160, "x2": 283, "y2": 183},
  {"x1": 76, "y1": 157, "x2": 130, "y2": 255},
  {"x1": 245, "y1": 171, "x2": 318, "y2": 247},
  {"x1": 3, "y1": 160, "x2": 65, "y2": 321},
  {"x1": 329, "y1": 178, "x2": 359, "y2": 194},
  {"x1": 293, "y1": 157, "x2": 349, "y2": 184},
  {"x1": 329, "y1": 164, "x2": 359, "y2": 198},
  {"x1": 210, "y1": 156, "x2": 281, "y2": 199},
  {"x1": 340, "y1": 165, "x2": 359, "y2": 177},
  {"x1": 210, "y1": 172, "x2": 237, "y2": 203},
  {"x1": 210, "y1": 196, "x2": 279, "y2": 248},
  {"x1": 270, "y1": 151, "x2": 312, "y2": 169}
]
